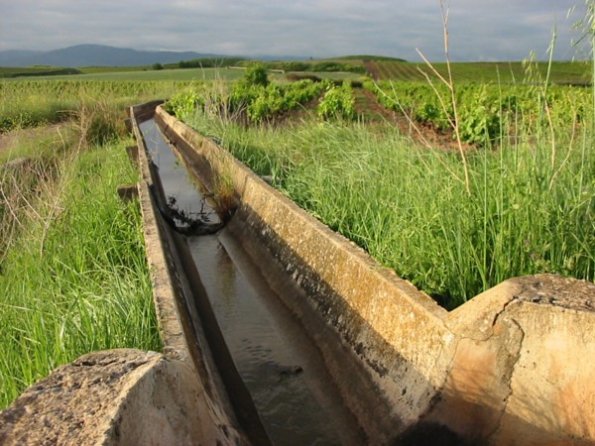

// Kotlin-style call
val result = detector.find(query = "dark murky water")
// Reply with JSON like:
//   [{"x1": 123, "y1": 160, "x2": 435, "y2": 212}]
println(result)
[
  {"x1": 139, "y1": 119, "x2": 219, "y2": 227},
  {"x1": 139, "y1": 118, "x2": 362, "y2": 445}
]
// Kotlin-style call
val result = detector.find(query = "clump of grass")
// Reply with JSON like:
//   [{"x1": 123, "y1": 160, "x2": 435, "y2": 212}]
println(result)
[
  {"x1": 212, "y1": 162, "x2": 239, "y2": 221},
  {"x1": 0, "y1": 157, "x2": 59, "y2": 262},
  {"x1": 0, "y1": 124, "x2": 76, "y2": 163},
  {"x1": 0, "y1": 138, "x2": 160, "y2": 409},
  {"x1": 77, "y1": 100, "x2": 128, "y2": 147},
  {"x1": 185, "y1": 107, "x2": 594, "y2": 309}
]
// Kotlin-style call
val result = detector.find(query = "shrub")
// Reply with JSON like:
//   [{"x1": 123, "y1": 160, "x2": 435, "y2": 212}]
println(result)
[
  {"x1": 165, "y1": 90, "x2": 203, "y2": 118},
  {"x1": 317, "y1": 82, "x2": 356, "y2": 120},
  {"x1": 244, "y1": 63, "x2": 269, "y2": 87},
  {"x1": 227, "y1": 79, "x2": 324, "y2": 123}
]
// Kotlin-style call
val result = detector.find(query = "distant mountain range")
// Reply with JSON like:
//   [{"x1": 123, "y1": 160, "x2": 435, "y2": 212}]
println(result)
[{"x1": 0, "y1": 44, "x2": 227, "y2": 67}]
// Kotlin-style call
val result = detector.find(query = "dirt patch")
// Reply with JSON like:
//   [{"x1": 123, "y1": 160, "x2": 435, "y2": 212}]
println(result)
[
  {"x1": 354, "y1": 88, "x2": 473, "y2": 152},
  {"x1": 354, "y1": 88, "x2": 395, "y2": 121},
  {"x1": 363, "y1": 61, "x2": 381, "y2": 81},
  {"x1": 272, "y1": 96, "x2": 320, "y2": 126},
  {"x1": 399, "y1": 118, "x2": 474, "y2": 152}
]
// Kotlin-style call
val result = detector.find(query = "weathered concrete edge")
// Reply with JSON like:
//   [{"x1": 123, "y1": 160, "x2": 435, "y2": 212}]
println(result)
[
  {"x1": 129, "y1": 103, "x2": 191, "y2": 357},
  {"x1": 429, "y1": 275, "x2": 595, "y2": 444},
  {"x1": 0, "y1": 350, "x2": 242, "y2": 446}
]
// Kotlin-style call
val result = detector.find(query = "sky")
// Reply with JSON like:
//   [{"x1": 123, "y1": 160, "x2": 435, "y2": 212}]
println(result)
[{"x1": 0, "y1": 0, "x2": 588, "y2": 61}]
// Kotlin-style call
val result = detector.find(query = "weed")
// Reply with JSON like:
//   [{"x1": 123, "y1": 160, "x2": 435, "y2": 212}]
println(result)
[
  {"x1": 317, "y1": 82, "x2": 356, "y2": 120},
  {"x1": 76, "y1": 100, "x2": 127, "y2": 147},
  {"x1": 0, "y1": 138, "x2": 159, "y2": 408}
]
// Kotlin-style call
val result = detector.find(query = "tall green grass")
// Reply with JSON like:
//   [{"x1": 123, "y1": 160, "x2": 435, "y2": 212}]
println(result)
[
  {"x1": 184, "y1": 109, "x2": 594, "y2": 308},
  {"x1": 0, "y1": 139, "x2": 160, "y2": 408}
]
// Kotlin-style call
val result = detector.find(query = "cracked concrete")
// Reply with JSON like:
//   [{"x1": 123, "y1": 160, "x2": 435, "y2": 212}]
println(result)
[
  {"x1": 419, "y1": 275, "x2": 595, "y2": 445},
  {"x1": 426, "y1": 310, "x2": 525, "y2": 441},
  {"x1": 0, "y1": 350, "x2": 243, "y2": 446},
  {"x1": 489, "y1": 290, "x2": 595, "y2": 445}
]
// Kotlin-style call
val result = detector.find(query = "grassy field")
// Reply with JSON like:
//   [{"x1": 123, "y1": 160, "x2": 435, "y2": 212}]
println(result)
[
  {"x1": 0, "y1": 84, "x2": 162, "y2": 408},
  {"x1": 0, "y1": 79, "x2": 206, "y2": 132},
  {"x1": 13, "y1": 67, "x2": 248, "y2": 82},
  {"x1": 2, "y1": 66, "x2": 363, "y2": 83},
  {"x1": 168, "y1": 66, "x2": 594, "y2": 308},
  {"x1": 4, "y1": 57, "x2": 590, "y2": 84},
  {"x1": 363, "y1": 59, "x2": 592, "y2": 84}
]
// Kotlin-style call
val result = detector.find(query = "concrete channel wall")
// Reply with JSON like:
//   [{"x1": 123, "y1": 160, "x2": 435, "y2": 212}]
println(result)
[
  {"x1": 1, "y1": 102, "x2": 593, "y2": 445},
  {"x1": 155, "y1": 105, "x2": 595, "y2": 445}
]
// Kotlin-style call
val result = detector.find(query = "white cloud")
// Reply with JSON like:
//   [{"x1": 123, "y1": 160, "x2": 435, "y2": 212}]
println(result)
[{"x1": 0, "y1": 0, "x2": 583, "y2": 60}]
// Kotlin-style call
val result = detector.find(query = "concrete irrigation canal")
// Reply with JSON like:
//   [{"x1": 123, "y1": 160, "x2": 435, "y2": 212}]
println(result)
[{"x1": 1, "y1": 101, "x2": 594, "y2": 445}]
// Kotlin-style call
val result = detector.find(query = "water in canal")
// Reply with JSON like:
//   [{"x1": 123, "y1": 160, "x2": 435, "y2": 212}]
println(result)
[{"x1": 139, "y1": 118, "x2": 363, "y2": 445}]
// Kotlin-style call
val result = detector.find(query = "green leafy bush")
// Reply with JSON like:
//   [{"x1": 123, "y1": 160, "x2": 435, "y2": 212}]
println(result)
[
  {"x1": 164, "y1": 90, "x2": 203, "y2": 118},
  {"x1": 366, "y1": 81, "x2": 592, "y2": 146},
  {"x1": 317, "y1": 82, "x2": 356, "y2": 120},
  {"x1": 247, "y1": 84, "x2": 284, "y2": 122},
  {"x1": 228, "y1": 79, "x2": 325, "y2": 123},
  {"x1": 243, "y1": 63, "x2": 269, "y2": 87},
  {"x1": 458, "y1": 85, "x2": 501, "y2": 145}
]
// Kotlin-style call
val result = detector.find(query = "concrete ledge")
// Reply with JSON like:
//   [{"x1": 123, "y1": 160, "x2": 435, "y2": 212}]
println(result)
[
  {"x1": 0, "y1": 349, "x2": 241, "y2": 446},
  {"x1": 130, "y1": 102, "x2": 190, "y2": 359},
  {"x1": 432, "y1": 275, "x2": 595, "y2": 445}
]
